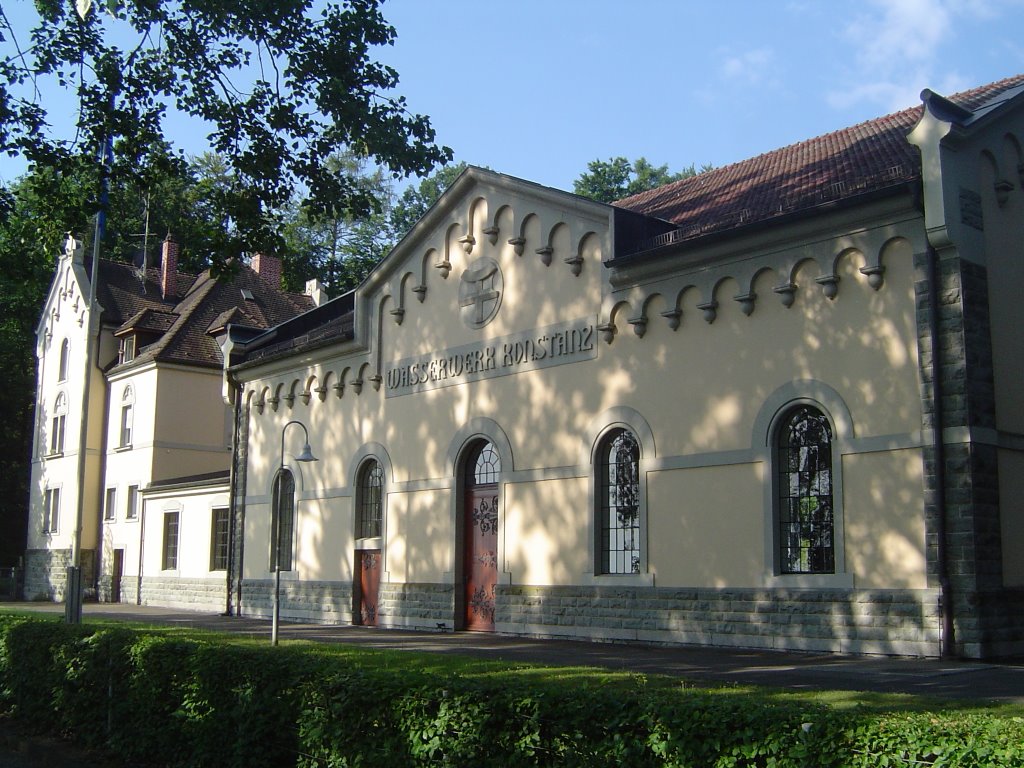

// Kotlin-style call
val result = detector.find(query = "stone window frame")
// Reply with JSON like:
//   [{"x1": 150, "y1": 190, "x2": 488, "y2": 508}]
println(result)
[
  {"x1": 583, "y1": 407, "x2": 656, "y2": 587},
  {"x1": 754, "y1": 381, "x2": 853, "y2": 589}
]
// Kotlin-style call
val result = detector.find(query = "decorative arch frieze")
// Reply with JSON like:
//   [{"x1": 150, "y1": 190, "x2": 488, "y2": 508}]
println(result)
[
  {"x1": 315, "y1": 371, "x2": 333, "y2": 402},
  {"x1": 352, "y1": 362, "x2": 370, "y2": 395},
  {"x1": 487, "y1": 204, "x2": 512, "y2": 246},
  {"x1": 508, "y1": 212, "x2": 537, "y2": 257},
  {"x1": 301, "y1": 374, "x2": 317, "y2": 405}
]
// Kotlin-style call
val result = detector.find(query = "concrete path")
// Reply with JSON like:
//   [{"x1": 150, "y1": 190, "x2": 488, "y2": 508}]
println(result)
[{"x1": 4, "y1": 602, "x2": 1023, "y2": 704}]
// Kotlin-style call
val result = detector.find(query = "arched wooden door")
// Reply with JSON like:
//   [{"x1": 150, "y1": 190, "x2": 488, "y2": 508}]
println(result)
[{"x1": 463, "y1": 441, "x2": 500, "y2": 631}]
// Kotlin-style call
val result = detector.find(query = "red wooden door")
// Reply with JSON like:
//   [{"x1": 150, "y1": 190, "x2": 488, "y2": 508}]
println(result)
[
  {"x1": 464, "y1": 487, "x2": 498, "y2": 631},
  {"x1": 358, "y1": 550, "x2": 381, "y2": 626}
]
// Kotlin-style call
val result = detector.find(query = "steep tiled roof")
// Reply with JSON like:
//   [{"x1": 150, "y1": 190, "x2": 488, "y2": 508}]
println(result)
[
  {"x1": 95, "y1": 261, "x2": 193, "y2": 327},
  {"x1": 99, "y1": 260, "x2": 315, "y2": 372},
  {"x1": 235, "y1": 292, "x2": 356, "y2": 369},
  {"x1": 116, "y1": 308, "x2": 179, "y2": 336},
  {"x1": 614, "y1": 74, "x2": 1024, "y2": 253}
]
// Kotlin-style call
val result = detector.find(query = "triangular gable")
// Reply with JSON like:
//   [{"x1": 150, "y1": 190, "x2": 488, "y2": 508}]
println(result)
[{"x1": 348, "y1": 167, "x2": 623, "y2": 397}]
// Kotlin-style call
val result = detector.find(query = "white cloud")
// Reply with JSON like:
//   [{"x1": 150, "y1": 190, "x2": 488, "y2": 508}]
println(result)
[
  {"x1": 720, "y1": 48, "x2": 776, "y2": 85},
  {"x1": 828, "y1": 0, "x2": 1012, "y2": 112}
]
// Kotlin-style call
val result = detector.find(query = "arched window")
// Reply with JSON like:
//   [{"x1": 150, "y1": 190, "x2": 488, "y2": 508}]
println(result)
[
  {"x1": 471, "y1": 441, "x2": 501, "y2": 485},
  {"x1": 775, "y1": 405, "x2": 834, "y2": 574},
  {"x1": 50, "y1": 392, "x2": 67, "y2": 455},
  {"x1": 271, "y1": 469, "x2": 295, "y2": 571},
  {"x1": 58, "y1": 339, "x2": 69, "y2": 381},
  {"x1": 597, "y1": 428, "x2": 641, "y2": 574},
  {"x1": 356, "y1": 459, "x2": 384, "y2": 539}
]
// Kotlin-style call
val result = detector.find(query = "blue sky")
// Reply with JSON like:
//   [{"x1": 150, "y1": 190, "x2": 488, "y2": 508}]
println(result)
[{"x1": 3, "y1": 0, "x2": 1024, "y2": 192}]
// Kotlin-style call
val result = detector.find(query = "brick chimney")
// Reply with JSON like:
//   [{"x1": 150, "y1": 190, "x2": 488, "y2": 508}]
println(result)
[
  {"x1": 252, "y1": 252, "x2": 282, "y2": 290},
  {"x1": 161, "y1": 234, "x2": 180, "y2": 300}
]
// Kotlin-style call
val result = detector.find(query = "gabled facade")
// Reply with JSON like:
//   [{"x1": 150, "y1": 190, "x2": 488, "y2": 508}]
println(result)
[
  {"x1": 225, "y1": 75, "x2": 1024, "y2": 658},
  {"x1": 27, "y1": 236, "x2": 319, "y2": 608}
]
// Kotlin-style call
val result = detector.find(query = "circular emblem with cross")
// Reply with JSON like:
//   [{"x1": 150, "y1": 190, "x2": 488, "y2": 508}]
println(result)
[{"x1": 459, "y1": 257, "x2": 503, "y2": 328}]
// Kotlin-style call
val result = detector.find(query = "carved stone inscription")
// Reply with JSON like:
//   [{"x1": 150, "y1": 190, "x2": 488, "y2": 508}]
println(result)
[{"x1": 385, "y1": 318, "x2": 597, "y2": 397}]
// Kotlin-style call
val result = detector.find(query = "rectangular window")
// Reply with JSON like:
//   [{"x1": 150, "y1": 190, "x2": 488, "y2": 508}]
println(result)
[
  {"x1": 49, "y1": 414, "x2": 66, "y2": 454},
  {"x1": 104, "y1": 488, "x2": 117, "y2": 521},
  {"x1": 162, "y1": 511, "x2": 179, "y2": 570},
  {"x1": 119, "y1": 405, "x2": 133, "y2": 447},
  {"x1": 210, "y1": 507, "x2": 230, "y2": 571},
  {"x1": 126, "y1": 485, "x2": 139, "y2": 520},
  {"x1": 119, "y1": 335, "x2": 136, "y2": 364},
  {"x1": 43, "y1": 488, "x2": 60, "y2": 533}
]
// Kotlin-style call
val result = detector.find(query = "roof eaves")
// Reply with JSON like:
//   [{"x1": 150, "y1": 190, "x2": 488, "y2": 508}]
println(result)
[{"x1": 608, "y1": 180, "x2": 918, "y2": 267}]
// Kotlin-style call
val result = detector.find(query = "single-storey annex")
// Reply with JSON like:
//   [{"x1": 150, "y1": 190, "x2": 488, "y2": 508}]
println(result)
[{"x1": 221, "y1": 75, "x2": 1024, "y2": 659}]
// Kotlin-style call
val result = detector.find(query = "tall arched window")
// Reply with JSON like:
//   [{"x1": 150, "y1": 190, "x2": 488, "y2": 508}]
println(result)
[
  {"x1": 271, "y1": 469, "x2": 295, "y2": 571},
  {"x1": 776, "y1": 405, "x2": 834, "y2": 574},
  {"x1": 58, "y1": 339, "x2": 69, "y2": 381},
  {"x1": 597, "y1": 428, "x2": 641, "y2": 574},
  {"x1": 357, "y1": 459, "x2": 384, "y2": 539}
]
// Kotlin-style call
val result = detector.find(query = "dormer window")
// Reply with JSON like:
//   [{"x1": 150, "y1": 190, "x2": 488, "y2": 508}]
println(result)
[{"x1": 118, "y1": 334, "x2": 136, "y2": 364}]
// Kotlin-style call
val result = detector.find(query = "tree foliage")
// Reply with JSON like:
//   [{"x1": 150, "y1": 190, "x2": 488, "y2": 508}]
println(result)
[
  {"x1": 387, "y1": 161, "x2": 470, "y2": 240},
  {"x1": 573, "y1": 157, "x2": 712, "y2": 203},
  {"x1": 0, "y1": 0, "x2": 451, "y2": 270}
]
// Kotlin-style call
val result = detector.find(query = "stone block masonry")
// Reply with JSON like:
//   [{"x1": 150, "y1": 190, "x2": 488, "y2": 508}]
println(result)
[{"x1": 23, "y1": 549, "x2": 96, "y2": 602}]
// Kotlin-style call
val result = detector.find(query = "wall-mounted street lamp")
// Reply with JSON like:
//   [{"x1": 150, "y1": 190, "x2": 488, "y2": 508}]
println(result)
[{"x1": 272, "y1": 420, "x2": 317, "y2": 645}]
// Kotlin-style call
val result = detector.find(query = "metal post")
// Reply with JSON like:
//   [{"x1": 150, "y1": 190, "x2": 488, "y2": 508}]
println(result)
[{"x1": 271, "y1": 421, "x2": 316, "y2": 646}]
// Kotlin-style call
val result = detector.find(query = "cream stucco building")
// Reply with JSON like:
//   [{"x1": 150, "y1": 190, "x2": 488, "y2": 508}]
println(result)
[
  {"x1": 29, "y1": 74, "x2": 1024, "y2": 658},
  {"x1": 27, "y1": 238, "x2": 317, "y2": 608},
  {"x1": 224, "y1": 76, "x2": 1024, "y2": 659}
]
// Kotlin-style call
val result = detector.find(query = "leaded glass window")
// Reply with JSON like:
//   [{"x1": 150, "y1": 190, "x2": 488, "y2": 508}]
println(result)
[
  {"x1": 598, "y1": 428, "x2": 640, "y2": 574},
  {"x1": 357, "y1": 460, "x2": 384, "y2": 539},
  {"x1": 777, "y1": 405, "x2": 834, "y2": 574},
  {"x1": 271, "y1": 470, "x2": 295, "y2": 571},
  {"x1": 471, "y1": 442, "x2": 501, "y2": 486}
]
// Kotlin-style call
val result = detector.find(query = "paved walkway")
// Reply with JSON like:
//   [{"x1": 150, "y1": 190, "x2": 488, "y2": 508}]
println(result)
[{"x1": 4, "y1": 602, "x2": 1023, "y2": 704}]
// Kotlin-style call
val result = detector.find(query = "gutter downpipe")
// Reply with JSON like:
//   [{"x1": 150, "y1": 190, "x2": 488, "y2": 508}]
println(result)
[
  {"x1": 927, "y1": 244, "x2": 955, "y2": 658},
  {"x1": 225, "y1": 380, "x2": 242, "y2": 616}
]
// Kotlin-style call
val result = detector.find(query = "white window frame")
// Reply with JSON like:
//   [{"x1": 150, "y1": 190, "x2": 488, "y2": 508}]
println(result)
[{"x1": 43, "y1": 487, "x2": 61, "y2": 534}]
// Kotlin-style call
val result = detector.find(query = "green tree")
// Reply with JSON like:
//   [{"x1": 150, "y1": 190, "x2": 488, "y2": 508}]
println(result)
[
  {"x1": 0, "y1": 0, "x2": 451, "y2": 270},
  {"x1": 573, "y1": 157, "x2": 712, "y2": 203},
  {"x1": 387, "y1": 161, "x2": 470, "y2": 240},
  {"x1": 281, "y1": 153, "x2": 395, "y2": 295}
]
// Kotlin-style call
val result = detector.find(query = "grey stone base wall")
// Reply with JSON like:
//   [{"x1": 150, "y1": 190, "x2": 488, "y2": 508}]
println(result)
[
  {"x1": 240, "y1": 579, "x2": 355, "y2": 625},
  {"x1": 23, "y1": 549, "x2": 97, "y2": 602},
  {"x1": 235, "y1": 579, "x2": 950, "y2": 656},
  {"x1": 960, "y1": 588, "x2": 1024, "y2": 658},
  {"x1": 378, "y1": 583, "x2": 455, "y2": 630},
  {"x1": 115, "y1": 576, "x2": 227, "y2": 613},
  {"x1": 495, "y1": 585, "x2": 944, "y2": 657}
]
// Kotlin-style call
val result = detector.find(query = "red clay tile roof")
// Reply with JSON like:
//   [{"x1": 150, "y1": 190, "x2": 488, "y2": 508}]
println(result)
[
  {"x1": 98, "y1": 260, "x2": 315, "y2": 371},
  {"x1": 614, "y1": 74, "x2": 1024, "y2": 251}
]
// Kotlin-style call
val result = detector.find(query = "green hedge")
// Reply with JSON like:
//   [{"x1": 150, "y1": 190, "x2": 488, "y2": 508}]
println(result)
[{"x1": 0, "y1": 616, "x2": 1021, "y2": 767}]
